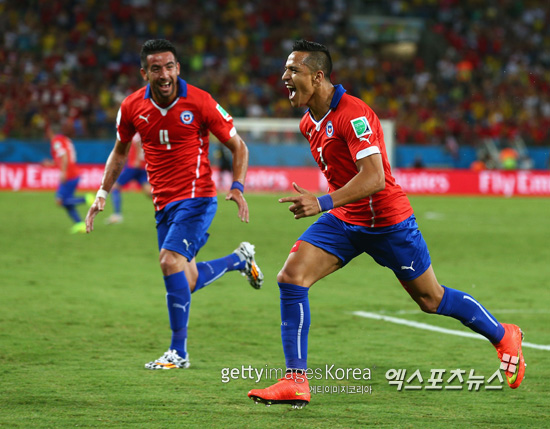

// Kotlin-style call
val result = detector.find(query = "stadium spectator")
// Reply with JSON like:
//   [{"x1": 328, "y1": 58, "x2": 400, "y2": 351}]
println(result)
[
  {"x1": 499, "y1": 146, "x2": 519, "y2": 170},
  {"x1": 2, "y1": 1, "x2": 549, "y2": 154},
  {"x1": 248, "y1": 40, "x2": 526, "y2": 409},
  {"x1": 85, "y1": 39, "x2": 264, "y2": 370},
  {"x1": 44, "y1": 121, "x2": 93, "y2": 233},
  {"x1": 105, "y1": 132, "x2": 151, "y2": 225}
]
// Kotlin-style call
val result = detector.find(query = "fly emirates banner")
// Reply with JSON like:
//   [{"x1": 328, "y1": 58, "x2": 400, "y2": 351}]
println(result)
[{"x1": 1, "y1": 163, "x2": 550, "y2": 197}]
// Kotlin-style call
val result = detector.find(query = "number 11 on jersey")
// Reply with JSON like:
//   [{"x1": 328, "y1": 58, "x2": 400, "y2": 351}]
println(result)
[{"x1": 160, "y1": 129, "x2": 170, "y2": 149}]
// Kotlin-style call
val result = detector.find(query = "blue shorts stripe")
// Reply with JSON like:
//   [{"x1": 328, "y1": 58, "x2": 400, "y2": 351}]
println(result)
[{"x1": 297, "y1": 213, "x2": 431, "y2": 281}]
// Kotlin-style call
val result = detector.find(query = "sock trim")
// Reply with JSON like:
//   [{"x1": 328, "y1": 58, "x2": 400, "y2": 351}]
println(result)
[
  {"x1": 463, "y1": 295, "x2": 498, "y2": 327},
  {"x1": 297, "y1": 302, "x2": 304, "y2": 360}
]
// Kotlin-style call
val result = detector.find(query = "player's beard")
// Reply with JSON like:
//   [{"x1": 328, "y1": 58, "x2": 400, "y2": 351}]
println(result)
[{"x1": 152, "y1": 79, "x2": 176, "y2": 105}]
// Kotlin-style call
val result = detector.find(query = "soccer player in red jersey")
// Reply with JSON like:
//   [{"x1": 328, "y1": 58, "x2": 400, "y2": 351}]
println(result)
[
  {"x1": 46, "y1": 123, "x2": 91, "y2": 234},
  {"x1": 248, "y1": 40, "x2": 524, "y2": 408},
  {"x1": 105, "y1": 132, "x2": 151, "y2": 225},
  {"x1": 85, "y1": 39, "x2": 263, "y2": 370}
]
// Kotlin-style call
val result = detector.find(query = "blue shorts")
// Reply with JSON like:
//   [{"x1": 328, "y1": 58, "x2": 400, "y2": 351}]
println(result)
[
  {"x1": 155, "y1": 197, "x2": 217, "y2": 261},
  {"x1": 298, "y1": 213, "x2": 431, "y2": 281},
  {"x1": 56, "y1": 177, "x2": 80, "y2": 203},
  {"x1": 117, "y1": 167, "x2": 148, "y2": 186}
]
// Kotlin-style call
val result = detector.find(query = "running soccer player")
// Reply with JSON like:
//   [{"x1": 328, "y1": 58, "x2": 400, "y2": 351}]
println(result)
[
  {"x1": 248, "y1": 40, "x2": 525, "y2": 408},
  {"x1": 46, "y1": 123, "x2": 92, "y2": 234},
  {"x1": 106, "y1": 132, "x2": 151, "y2": 224},
  {"x1": 85, "y1": 39, "x2": 263, "y2": 369}
]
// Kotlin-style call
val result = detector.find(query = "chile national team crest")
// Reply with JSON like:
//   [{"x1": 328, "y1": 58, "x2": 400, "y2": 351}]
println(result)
[
  {"x1": 180, "y1": 111, "x2": 194, "y2": 124},
  {"x1": 326, "y1": 121, "x2": 334, "y2": 137}
]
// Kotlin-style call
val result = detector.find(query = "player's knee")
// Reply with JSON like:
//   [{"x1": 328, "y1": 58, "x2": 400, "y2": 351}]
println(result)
[
  {"x1": 159, "y1": 252, "x2": 179, "y2": 275},
  {"x1": 277, "y1": 267, "x2": 307, "y2": 287}
]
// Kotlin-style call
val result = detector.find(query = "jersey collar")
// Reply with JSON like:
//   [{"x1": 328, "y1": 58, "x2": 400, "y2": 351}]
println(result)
[
  {"x1": 144, "y1": 76, "x2": 188, "y2": 99},
  {"x1": 329, "y1": 84, "x2": 346, "y2": 109},
  {"x1": 306, "y1": 84, "x2": 347, "y2": 128}
]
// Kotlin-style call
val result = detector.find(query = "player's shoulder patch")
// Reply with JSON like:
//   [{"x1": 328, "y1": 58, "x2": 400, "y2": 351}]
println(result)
[
  {"x1": 216, "y1": 104, "x2": 233, "y2": 121},
  {"x1": 350, "y1": 116, "x2": 372, "y2": 138}
]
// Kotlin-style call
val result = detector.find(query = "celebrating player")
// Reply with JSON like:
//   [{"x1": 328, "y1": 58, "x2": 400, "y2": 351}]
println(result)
[
  {"x1": 105, "y1": 132, "x2": 151, "y2": 224},
  {"x1": 86, "y1": 39, "x2": 263, "y2": 369},
  {"x1": 248, "y1": 40, "x2": 525, "y2": 408},
  {"x1": 46, "y1": 123, "x2": 93, "y2": 234}
]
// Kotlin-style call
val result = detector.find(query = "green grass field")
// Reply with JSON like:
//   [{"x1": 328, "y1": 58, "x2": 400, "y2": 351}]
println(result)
[{"x1": 1, "y1": 191, "x2": 549, "y2": 428}]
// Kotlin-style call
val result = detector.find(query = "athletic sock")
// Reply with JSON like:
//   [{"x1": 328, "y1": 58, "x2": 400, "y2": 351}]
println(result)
[
  {"x1": 193, "y1": 253, "x2": 243, "y2": 293},
  {"x1": 164, "y1": 271, "x2": 191, "y2": 358},
  {"x1": 64, "y1": 205, "x2": 81, "y2": 223},
  {"x1": 111, "y1": 188, "x2": 122, "y2": 214},
  {"x1": 437, "y1": 285, "x2": 505, "y2": 343},
  {"x1": 279, "y1": 282, "x2": 310, "y2": 370}
]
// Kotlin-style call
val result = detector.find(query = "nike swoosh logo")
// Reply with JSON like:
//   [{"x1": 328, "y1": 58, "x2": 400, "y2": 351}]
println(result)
[
  {"x1": 507, "y1": 372, "x2": 518, "y2": 384},
  {"x1": 506, "y1": 354, "x2": 521, "y2": 384},
  {"x1": 295, "y1": 392, "x2": 307, "y2": 396},
  {"x1": 506, "y1": 346, "x2": 521, "y2": 384}
]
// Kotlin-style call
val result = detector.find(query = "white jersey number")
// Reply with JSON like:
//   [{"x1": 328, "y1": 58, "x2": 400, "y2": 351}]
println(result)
[
  {"x1": 159, "y1": 130, "x2": 170, "y2": 149},
  {"x1": 317, "y1": 147, "x2": 327, "y2": 171}
]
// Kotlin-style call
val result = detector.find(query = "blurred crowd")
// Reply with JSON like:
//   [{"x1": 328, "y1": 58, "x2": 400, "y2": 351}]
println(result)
[{"x1": 1, "y1": 0, "x2": 550, "y2": 149}]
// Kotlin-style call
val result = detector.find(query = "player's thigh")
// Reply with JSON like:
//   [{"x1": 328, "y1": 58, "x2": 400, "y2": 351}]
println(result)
[
  {"x1": 278, "y1": 214, "x2": 357, "y2": 287},
  {"x1": 156, "y1": 197, "x2": 217, "y2": 259},
  {"x1": 358, "y1": 216, "x2": 431, "y2": 282},
  {"x1": 278, "y1": 240, "x2": 341, "y2": 288}
]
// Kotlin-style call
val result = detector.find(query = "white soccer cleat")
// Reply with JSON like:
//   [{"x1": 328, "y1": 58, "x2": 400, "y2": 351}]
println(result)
[
  {"x1": 144, "y1": 349, "x2": 190, "y2": 370},
  {"x1": 234, "y1": 242, "x2": 264, "y2": 290}
]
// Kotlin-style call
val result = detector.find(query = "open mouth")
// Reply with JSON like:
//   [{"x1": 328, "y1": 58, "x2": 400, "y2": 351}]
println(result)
[
  {"x1": 286, "y1": 85, "x2": 296, "y2": 100},
  {"x1": 159, "y1": 81, "x2": 172, "y2": 92}
]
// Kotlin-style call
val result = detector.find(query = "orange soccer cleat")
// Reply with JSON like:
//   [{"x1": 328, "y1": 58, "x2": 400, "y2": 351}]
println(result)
[
  {"x1": 494, "y1": 323, "x2": 526, "y2": 389},
  {"x1": 248, "y1": 372, "x2": 310, "y2": 408}
]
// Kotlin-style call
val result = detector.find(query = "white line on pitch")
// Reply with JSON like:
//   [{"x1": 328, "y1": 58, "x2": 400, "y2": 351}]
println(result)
[
  {"x1": 352, "y1": 311, "x2": 550, "y2": 351},
  {"x1": 376, "y1": 309, "x2": 550, "y2": 315}
]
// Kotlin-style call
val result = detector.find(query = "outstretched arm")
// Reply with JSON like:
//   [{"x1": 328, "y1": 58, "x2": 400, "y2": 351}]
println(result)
[
  {"x1": 222, "y1": 133, "x2": 250, "y2": 223},
  {"x1": 279, "y1": 154, "x2": 385, "y2": 219},
  {"x1": 85, "y1": 139, "x2": 131, "y2": 232}
]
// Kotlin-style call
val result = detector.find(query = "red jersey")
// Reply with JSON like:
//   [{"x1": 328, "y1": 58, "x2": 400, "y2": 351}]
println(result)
[
  {"x1": 127, "y1": 133, "x2": 145, "y2": 169},
  {"x1": 50, "y1": 134, "x2": 80, "y2": 180},
  {"x1": 300, "y1": 85, "x2": 413, "y2": 227},
  {"x1": 116, "y1": 77, "x2": 236, "y2": 211}
]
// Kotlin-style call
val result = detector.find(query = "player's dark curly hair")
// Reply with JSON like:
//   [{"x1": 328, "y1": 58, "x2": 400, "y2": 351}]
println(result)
[
  {"x1": 292, "y1": 39, "x2": 332, "y2": 79},
  {"x1": 140, "y1": 39, "x2": 178, "y2": 69}
]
